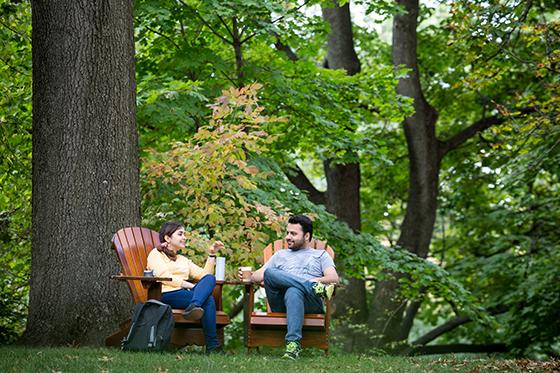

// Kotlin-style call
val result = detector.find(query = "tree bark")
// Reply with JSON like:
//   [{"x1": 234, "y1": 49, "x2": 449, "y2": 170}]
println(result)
[
  {"x1": 368, "y1": 0, "x2": 440, "y2": 347},
  {"x1": 322, "y1": 1, "x2": 361, "y2": 75},
  {"x1": 321, "y1": 1, "x2": 368, "y2": 352},
  {"x1": 23, "y1": 0, "x2": 140, "y2": 345}
]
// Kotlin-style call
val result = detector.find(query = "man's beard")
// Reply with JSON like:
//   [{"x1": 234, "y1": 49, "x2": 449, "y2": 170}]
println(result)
[{"x1": 289, "y1": 240, "x2": 305, "y2": 251}]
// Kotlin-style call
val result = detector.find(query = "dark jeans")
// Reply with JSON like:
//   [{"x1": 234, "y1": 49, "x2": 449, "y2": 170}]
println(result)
[
  {"x1": 264, "y1": 268, "x2": 324, "y2": 342},
  {"x1": 160, "y1": 274, "x2": 219, "y2": 349}
]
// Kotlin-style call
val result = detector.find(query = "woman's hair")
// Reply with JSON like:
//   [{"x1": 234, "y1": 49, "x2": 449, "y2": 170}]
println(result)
[{"x1": 158, "y1": 221, "x2": 183, "y2": 261}]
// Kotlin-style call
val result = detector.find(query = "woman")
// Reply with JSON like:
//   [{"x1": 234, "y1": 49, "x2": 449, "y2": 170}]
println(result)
[{"x1": 147, "y1": 221, "x2": 224, "y2": 353}]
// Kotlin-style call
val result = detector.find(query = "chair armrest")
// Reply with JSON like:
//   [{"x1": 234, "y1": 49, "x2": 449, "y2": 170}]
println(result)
[
  {"x1": 110, "y1": 275, "x2": 172, "y2": 300},
  {"x1": 110, "y1": 275, "x2": 172, "y2": 282}
]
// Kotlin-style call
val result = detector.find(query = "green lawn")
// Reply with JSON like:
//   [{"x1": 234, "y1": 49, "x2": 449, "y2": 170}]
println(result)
[{"x1": 0, "y1": 346, "x2": 556, "y2": 373}]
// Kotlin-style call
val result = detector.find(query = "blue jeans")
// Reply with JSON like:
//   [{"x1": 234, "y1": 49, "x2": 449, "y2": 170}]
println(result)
[
  {"x1": 264, "y1": 268, "x2": 324, "y2": 342},
  {"x1": 160, "y1": 274, "x2": 219, "y2": 349}
]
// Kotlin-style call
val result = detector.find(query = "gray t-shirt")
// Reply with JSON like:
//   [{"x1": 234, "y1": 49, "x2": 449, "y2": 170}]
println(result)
[{"x1": 263, "y1": 248, "x2": 335, "y2": 281}]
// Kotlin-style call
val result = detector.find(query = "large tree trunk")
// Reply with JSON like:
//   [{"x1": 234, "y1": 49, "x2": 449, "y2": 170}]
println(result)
[
  {"x1": 368, "y1": 0, "x2": 440, "y2": 348},
  {"x1": 23, "y1": 0, "x2": 140, "y2": 345},
  {"x1": 322, "y1": 1, "x2": 368, "y2": 352}
]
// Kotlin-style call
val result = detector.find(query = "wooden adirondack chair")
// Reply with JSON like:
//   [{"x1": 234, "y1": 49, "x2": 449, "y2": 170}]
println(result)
[
  {"x1": 243, "y1": 239, "x2": 335, "y2": 353},
  {"x1": 105, "y1": 227, "x2": 230, "y2": 349}
]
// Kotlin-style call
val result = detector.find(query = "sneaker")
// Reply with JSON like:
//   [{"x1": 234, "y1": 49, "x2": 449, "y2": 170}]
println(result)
[
  {"x1": 183, "y1": 303, "x2": 204, "y2": 321},
  {"x1": 206, "y1": 345, "x2": 225, "y2": 355},
  {"x1": 312, "y1": 282, "x2": 335, "y2": 301},
  {"x1": 282, "y1": 340, "x2": 301, "y2": 360}
]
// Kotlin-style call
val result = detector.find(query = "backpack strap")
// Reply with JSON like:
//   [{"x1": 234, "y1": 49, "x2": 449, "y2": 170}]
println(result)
[{"x1": 123, "y1": 302, "x2": 146, "y2": 343}]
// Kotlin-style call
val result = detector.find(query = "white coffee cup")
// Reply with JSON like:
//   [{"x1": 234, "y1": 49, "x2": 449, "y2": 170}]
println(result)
[{"x1": 215, "y1": 257, "x2": 226, "y2": 281}]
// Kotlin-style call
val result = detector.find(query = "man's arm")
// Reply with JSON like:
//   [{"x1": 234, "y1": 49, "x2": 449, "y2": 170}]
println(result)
[
  {"x1": 310, "y1": 266, "x2": 339, "y2": 284},
  {"x1": 250, "y1": 266, "x2": 266, "y2": 283},
  {"x1": 237, "y1": 265, "x2": 266, "y2": 284}
]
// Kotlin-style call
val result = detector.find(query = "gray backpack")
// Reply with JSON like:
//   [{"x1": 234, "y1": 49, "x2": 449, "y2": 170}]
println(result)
[{"x1": 122, "y1": 299, "x2": 175, "y2": 352}]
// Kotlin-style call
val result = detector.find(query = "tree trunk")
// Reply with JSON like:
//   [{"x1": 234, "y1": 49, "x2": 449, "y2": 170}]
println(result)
[
  {"x1": 322, "y1": 1, "x2": 368, "y2": 352},
  {"x1": 23, "y1": 0, "x2": 140, "y2": 345},
  {"x1": 322, "y1": 1, "x2": 361, "y2": 75},
  {"x1": 368, "y1": 0, "x2": 440, "y2": 347},
  {"x1": 232, "y1": 16, "x2": 244, "y2": 82}
]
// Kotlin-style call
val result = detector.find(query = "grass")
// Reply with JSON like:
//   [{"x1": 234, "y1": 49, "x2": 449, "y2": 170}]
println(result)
[{"x1": 0, "y1": 346, "x2": 557, "y2": 372}]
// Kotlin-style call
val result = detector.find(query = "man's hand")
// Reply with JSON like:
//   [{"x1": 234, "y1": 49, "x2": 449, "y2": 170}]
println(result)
[
  {"x1": 238, "y1": 267, "x2": 253, "y2": 283},
  {"x1": 237, "y1": 268, "x2": 244, "y2": 282}
]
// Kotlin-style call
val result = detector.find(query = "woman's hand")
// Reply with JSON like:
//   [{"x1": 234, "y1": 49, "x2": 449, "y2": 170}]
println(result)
[{"x1": 207, "y1": 240, "x2": 224, "y2": 255}]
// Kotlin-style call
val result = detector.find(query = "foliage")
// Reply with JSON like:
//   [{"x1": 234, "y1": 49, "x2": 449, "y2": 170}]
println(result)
[
  {"x1": 260, "y1": 57, "x2": 414, "y2": 165},
  {"x1": 0, "y1": 0, "x2": 31, "y2": 344},
  {"x1": 141, "y1": 85, "x2": 488, "y2": 326},
  {"x1": 408, "y1": 0, "x2": 560, "y2": 357},
  {"x1": 142, "y1": 83, "x2": 288, "y2": 266}
]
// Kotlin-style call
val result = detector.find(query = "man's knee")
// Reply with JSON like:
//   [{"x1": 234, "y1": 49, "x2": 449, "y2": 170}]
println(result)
[
  {"x1": 284, "y1": 287, "x2": 303, "y2": 303},
  {"x1": 264, "y1": 267, "x2": 280, "y2": 284}
]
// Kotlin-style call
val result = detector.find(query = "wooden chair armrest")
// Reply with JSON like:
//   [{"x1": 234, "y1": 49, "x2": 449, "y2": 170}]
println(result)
[
  {"x1": 110, "y1": 275, "x2": 172, "y2": 282},
  {"x1": 110, "y1": 275, "x2": 172, "y2": 300}
]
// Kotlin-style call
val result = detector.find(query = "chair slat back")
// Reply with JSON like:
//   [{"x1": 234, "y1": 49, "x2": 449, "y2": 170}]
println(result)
[
  {"x1": 263, "y1": 239, "x2": 335, "y2": 313},
  {"x1": 112, "y1": 227, "x2": 160, "y2": 303},
  {"x1": 263, "y1": 239, "x2": 335, "y2": 263}
]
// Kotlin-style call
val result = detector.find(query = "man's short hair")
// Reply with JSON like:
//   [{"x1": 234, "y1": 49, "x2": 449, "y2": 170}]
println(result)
[{"x1": 288, "y1": 214, "x2": 313, "y2": 241}]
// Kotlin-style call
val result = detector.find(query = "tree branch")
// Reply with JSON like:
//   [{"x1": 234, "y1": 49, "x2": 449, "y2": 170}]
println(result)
[
  {"x1": 413, "y1": 314, "x2": 471, "y2": 346},
  {"x1": 411, "y1": 305, "x2": 508, "y2": 346},
  {"x1": 177, "y1": 0, "x2": 232, "y2": 45},
  {"x1": 240, "y1": 0, "x2": 312, "y2": 44},
  {"x1": 409, "y1": 343, "x2": 508, "y2": 355},
  {"x1": 216, "y1": 14, "x2": 235, "y2": 40},
  {"x1": 285, "y1": 166, "x2": 326, "y2": 206},
  {"x1": 228, "y1": 299, "x2": 244, "y2": 319},
  {"x1": 142, "y1": 24, "x2": 180, "y2": 49},
  {"x1": 439, "y1": 107, "x2": 536, "y2": 157},
  {"x1": 273, "y1": 34, "x2": 298, "y2": 61}
]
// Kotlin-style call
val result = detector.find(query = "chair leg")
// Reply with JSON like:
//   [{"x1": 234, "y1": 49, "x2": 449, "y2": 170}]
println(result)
[
  {"x1": 105, "y1": 319, "x2": 131, "y2": 347},
  {"x1": 246, "y1": 346, "x2": 260, "y2": 354}
]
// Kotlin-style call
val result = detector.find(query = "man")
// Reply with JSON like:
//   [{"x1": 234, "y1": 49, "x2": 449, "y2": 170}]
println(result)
[{"x1": 240, "y1": 215, "x2": 339, "y2": 359}]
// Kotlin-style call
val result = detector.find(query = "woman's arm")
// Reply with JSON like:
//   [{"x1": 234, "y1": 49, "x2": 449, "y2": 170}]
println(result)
[
  {"x1": 147, "y1": 250, "x2": 184, "y2": 289},
  {"x1": 188, "y1": 241, "x2": 224, "y2": 280}
]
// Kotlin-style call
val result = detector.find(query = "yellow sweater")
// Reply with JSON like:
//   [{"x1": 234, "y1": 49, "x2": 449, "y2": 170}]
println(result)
[{"x1": 147, "y1": 249, "x2": 215, "y2": 293}]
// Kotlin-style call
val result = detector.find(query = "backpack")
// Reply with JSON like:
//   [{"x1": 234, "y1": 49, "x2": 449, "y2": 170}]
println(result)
[{"x1": 122, "y1": 299, "x2": 175, "y2": 352}]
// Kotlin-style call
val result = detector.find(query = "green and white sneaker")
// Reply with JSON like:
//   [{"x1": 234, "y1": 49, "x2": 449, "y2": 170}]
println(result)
[
  {"x1": 282, "y1": 340, "x2": 302, "y2": 360},
  {"x1": 312, "y1": 282, "x2": 335, "y2": 301}
]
